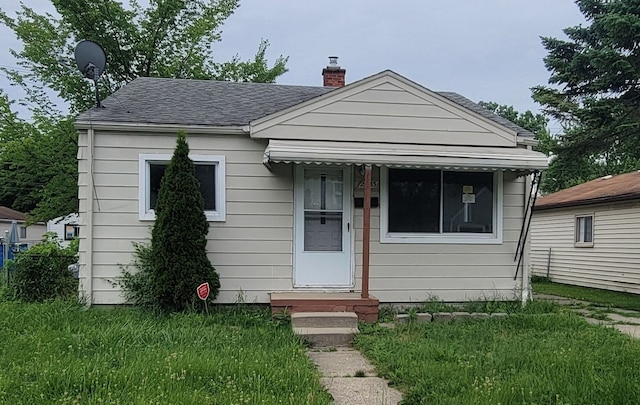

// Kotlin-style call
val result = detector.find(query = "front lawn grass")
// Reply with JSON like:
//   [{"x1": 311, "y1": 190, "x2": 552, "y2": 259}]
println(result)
[
  {"x1": 533, "y1": 280, "x2": 640, "y2": 312},
  {"x1": 0, "y1": 301, "x2": 331, "y2": 404},
  {"x1": 356, "y1": 309, "x2": 640, "y2": 404}
]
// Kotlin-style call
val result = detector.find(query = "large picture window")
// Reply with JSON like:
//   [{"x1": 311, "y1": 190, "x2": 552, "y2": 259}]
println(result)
[
  {"x1": 139, "y1": 154, "x2": 226, "y2": 221},
  {"x1": 382, "y1": 168, "x2": 501, "y2": 243}
]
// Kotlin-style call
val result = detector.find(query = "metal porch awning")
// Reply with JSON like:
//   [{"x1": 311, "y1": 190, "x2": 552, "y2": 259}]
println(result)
[{"x1": 263, "y1": 140, "x2": 548, "y2": 172}]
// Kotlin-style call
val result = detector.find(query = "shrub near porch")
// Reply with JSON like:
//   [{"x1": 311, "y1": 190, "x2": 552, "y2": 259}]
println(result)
[{"x1": 0, "y1": 301, "x2": 331, "y2": 404}]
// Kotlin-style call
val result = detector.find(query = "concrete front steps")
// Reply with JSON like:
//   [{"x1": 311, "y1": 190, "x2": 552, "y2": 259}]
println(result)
[{"x1": 291, "y1": 312, "x2": 359, "y2": 347}]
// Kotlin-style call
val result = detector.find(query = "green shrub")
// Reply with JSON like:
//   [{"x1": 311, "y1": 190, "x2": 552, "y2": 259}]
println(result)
[
  {"x1": 118, "y1": 242, "x2": 156, "y2": 309},
  {"x1": 120, "y1": 132, "x2": 220, "y2": 312},
  {"x1": 6, "y1": 233, "x2": 78, "y2": 302}
]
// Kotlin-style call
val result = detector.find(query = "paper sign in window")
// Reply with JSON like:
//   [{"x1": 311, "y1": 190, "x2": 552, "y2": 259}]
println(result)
[{"x1": 462, "y1": 194, "x2": 476, "y2": 204}]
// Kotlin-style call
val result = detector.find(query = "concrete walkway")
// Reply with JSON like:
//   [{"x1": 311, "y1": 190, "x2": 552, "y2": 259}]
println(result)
[
  {"x1": 534, "y1": 293, "x2": 640, "y2": 338},
  {"x1": 307, "y1": 347, "x2": 402, "y2": 405}
]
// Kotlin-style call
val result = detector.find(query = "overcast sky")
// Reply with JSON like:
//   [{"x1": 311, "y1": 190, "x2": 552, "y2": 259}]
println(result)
[{"x1": 1, "y1": 0, "x2": 585, "y2": 131}]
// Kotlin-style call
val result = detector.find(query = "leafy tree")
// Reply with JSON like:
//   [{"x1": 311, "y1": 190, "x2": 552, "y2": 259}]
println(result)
[
  {"x1": 0, "y1": 0, "x2": 288, "y2": 221},
  {"x1": 122, "y1": 131, "x2": 219, "y2": 312},
  {"x1": 478, "y1": 101, "x2": 554, "y2": 153},
  {"x1": 532, "y1": 0, "x2": 640, "y2": 191},
  {"x1": 0, "y1": 0, "x2": 288, "y2": 115},
  {"x1": 0, "y1": 106, "x2": 78, "y2": 221}
]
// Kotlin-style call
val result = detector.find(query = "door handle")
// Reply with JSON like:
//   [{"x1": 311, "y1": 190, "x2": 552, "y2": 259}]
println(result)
[{"x1": 347, "y1": 222, "x2": 350, "y2": 232}]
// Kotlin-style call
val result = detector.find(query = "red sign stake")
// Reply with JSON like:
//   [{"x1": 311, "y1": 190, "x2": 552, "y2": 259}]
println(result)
[
  {"x1": 197, "y1": 282, "x2": 210, "y2": 315},
  {"x1": 197, "y1": 282, "x2": 210, "y2": 300}
]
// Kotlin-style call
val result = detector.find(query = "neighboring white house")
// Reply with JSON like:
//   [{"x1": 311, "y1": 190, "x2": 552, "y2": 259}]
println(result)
[
  {"x1": 531, "y1": 171, "x2": 640, "y2": 294},
  {"x1": 47, "y1": 213, "x2": 80, "y2": 247},
  {"x1": 74, "y1": 61, "x2": 548, "y2": 316},
  {"x1": 0, "y1": 206, "x2": 47, "y2": 247}
]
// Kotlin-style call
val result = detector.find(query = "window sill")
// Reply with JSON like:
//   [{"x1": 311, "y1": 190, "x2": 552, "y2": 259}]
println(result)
[
  {"x1": 139, "y1": 212, "x2": 226, "y2": 222},
  {"x1": 574, "y1": 242, "x2": 594, "y2": 248},
  {"x1": 381, "y1": 233, "x2": 502, "y2": 244}
]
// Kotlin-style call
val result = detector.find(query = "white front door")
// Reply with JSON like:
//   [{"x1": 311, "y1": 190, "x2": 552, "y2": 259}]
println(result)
[{"x1": 294, "y1": 166, "x2": 352, "y2": 287}]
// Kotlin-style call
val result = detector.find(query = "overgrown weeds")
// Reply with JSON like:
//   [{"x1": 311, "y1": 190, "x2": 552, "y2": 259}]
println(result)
[
  {"x1": 3, "y1": 234, "x2": 77, "y2": 302},
  {"x1": 357, "y1": 312, "x2": 640, "y2": 404},
  {"x1": 0, "y1": 301, "x2": 330, "y2": 404}
]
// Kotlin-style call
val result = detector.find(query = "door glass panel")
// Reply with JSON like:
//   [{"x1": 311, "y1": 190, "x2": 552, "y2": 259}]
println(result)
[
  {"x1": 303, "y1": 168, "x2": 344, "y2": 251},
  {"x1": 304, "y1": 169, "x2": 343, "y2": 210},
  {"x1": 304, "y1": 212, "x2": 342, "y2": 251}
]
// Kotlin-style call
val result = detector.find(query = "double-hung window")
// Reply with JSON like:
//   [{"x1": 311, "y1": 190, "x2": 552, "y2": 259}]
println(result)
[
  {"x1": 575, "y1": 215, "x2": 594, "y2": 247},
  {"x1": 139, "y1": 154, "x2": 226, "y2": 221},
  {"x1": 381, "y1": 168, "x2": 502, "y2": 243}
]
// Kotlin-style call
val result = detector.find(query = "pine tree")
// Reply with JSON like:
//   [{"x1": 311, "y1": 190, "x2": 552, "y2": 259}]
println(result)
[
  {"x1": 532, "y1": 0, "x2": 640, "y2": 190},
  {"x1": 150, "y1": 131, "x2": 220, "y2": 312}
]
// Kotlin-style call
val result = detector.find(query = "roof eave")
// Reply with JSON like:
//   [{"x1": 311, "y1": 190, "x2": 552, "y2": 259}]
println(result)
[
  {"x1": 74, "y1": 121, "x2": 249, "y2": 134},
  {"x1": 534, "y1": 193, "x2": 640, "y2": 211},
  {"x1": 517, "y1": 136, "x2": 539, "y2": 147}
]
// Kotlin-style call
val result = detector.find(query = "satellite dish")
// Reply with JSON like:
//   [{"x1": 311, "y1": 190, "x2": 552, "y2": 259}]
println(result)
[{"x1": 74, "y1": 40, "x2": 107, "y2": 107}]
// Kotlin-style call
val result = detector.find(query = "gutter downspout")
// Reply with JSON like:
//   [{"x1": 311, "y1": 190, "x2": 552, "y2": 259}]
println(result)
[
  {"x1": 521, "y1": 173, "x2": 532, "y2": 304},
  {"x1": 84, "y1": 127, "x2": 94, "y2": 307}
]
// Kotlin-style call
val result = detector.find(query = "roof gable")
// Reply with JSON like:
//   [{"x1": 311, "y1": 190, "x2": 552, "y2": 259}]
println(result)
[
  {"x1": 535, "y1": 171, "x2": 640, "y2": 210},
  {"x1": 250, "y1": 71, "x2": 520, "y2": 147}
]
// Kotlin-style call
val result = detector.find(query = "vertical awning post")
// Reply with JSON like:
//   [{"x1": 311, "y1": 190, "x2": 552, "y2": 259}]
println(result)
[{"x1": 361, "y1": 165, "x2": 372, "y2": 298}]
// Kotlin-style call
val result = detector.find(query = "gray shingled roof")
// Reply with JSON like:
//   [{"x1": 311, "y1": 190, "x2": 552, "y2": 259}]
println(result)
[
  {"x1": 77, "y1": 77, "x2": 334, "y2": 126},
  {"x1": 76, "y1": 76, "x2": 535, "y2": 137},
  {"x1": 437, "y1": 92, "x2": 535, "y2": 137}
]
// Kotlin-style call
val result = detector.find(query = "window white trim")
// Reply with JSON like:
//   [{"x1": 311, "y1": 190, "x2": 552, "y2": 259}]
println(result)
[
  {"x1": 574, "y1": 214, "x2": 594, "y2": 247},
  {"x1": 380, "y1": 168, "x2": 503, "y2": 244},
  {"x1": 138, "y1": 153, "x2": 226, "y2": 222}
]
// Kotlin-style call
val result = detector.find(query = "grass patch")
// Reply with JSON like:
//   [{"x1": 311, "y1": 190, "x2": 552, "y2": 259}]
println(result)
[
  {"x1": 356, "y1": 313, "x2": 640, "y2": 404},
  {"x1": 0, "y1": 301, "x2": 331, "y2": 404},
  {"x1": 533, "y1": 281, "x2": 640, "y2": 312}
]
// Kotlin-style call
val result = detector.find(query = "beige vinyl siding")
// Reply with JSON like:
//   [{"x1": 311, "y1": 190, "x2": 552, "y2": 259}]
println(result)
[
  {"x1": 78, "y1": 128, "x2": 529, "y2": 305},
  {"x1": 531, "y1": 201, "x2": 640, "y2": 294},
  {"x1": 252, "y1": 78, "x2": 516, "y2": 147},
  {"x1": 352, "y1": 167, "x2": 525, "y2": 303},
  {"x1": 78, "y1": 130, "x2": 294, "y2": 304}
]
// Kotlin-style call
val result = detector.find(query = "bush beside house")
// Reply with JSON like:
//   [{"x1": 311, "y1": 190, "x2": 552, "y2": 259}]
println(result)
[{"x1": 121, "y1": 132, "x2": 220, "y2": 312}]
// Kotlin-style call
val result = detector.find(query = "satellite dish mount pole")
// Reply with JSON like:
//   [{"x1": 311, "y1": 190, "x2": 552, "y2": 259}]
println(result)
[{"x1": 93, "y1": 66, "x2": 101, "y2": 108}]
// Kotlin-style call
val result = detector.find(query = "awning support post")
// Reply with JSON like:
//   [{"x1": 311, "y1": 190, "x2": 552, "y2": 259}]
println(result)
[{"x1": 361, "y1": 165, "x2": 372, "y2": 299}]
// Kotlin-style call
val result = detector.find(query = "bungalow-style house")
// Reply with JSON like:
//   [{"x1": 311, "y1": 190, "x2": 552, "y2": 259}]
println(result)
[
  {"x1": 75, "y1": 60, "x2": 548, "y2": 319},
  {"x1": 531, "y1": 170, "x2": 640, "y2": 294}
]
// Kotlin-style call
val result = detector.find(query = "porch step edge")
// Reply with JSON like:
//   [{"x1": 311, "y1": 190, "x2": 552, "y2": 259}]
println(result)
[
  {"x1": 291, "y1": 312, "x2": 359, "y2": 328},
  {"x1": 293, "y1": 326, "x2": 359, "y2": 347}
]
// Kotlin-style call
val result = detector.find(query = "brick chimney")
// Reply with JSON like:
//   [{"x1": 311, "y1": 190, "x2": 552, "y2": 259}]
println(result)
[{"x1": 322, "y1": 56, "x2": 346, "y2": 87}]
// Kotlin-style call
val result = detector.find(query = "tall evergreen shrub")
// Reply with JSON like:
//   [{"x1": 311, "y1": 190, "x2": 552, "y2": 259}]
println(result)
[{"x1": 126, "y1": 131, "x2": 220, "y2": 312}]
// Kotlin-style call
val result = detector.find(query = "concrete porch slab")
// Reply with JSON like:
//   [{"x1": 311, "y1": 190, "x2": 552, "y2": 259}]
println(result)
[{"x1": 270, "y1": 292, "x2": 379, "y2": 323}]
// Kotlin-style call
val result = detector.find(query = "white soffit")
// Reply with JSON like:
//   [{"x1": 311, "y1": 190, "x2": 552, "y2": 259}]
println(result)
[{"x1": 263, "y1": 140, "x2": 548, "y2": 172}]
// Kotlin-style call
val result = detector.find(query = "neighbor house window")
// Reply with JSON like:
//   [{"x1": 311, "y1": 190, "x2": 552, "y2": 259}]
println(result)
[
  {"x1": 64, "y1": 224, "x2": 80, "y2": 240},
  {"x1": 381, "y1": 168, "x2": 502, "y2": 244},
  {"x1": 20, "y1": 226, "x2": 27, "y2": 239},
  {"x1": 575, "y1": 215, "x2": 593, "y2": 246},
  {"x1": 139, "y1": 154, "x2": 226, "y2": 221}
]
